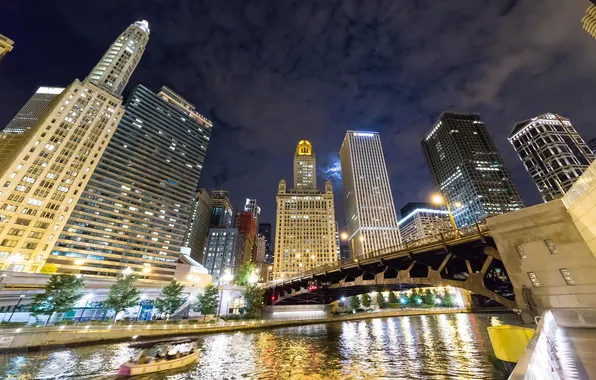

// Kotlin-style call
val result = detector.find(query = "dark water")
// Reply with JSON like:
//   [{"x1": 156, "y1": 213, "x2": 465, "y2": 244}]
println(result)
[{"x1": 0, "y1": 313, "x2": 520, "y2": 379}]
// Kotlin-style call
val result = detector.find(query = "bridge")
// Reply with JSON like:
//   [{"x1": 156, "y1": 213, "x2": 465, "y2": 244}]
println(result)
[{"x1": 264, "y1": 223, "x2": 516, "y2": 309}]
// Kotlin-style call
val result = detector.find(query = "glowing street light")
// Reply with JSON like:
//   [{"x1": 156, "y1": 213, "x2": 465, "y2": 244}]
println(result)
[
  {"x1": 431, "y1": 193, "x2": 460, "y2": 231},
  {"x1": 340, "y1": 232, "x2": 349, "y2": 241},
  {"x1": 248, "y1": 271, "x2": 259, "y2": 285},
  {"x1": 74, "y1": 259, "x2": 85, "y2": 266},
  {"x1": 122, "y1": 267, "x2": 133, "y2": 276}
]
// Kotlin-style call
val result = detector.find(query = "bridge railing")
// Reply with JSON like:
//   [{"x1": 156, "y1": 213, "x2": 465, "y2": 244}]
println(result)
[{"x1": 267, "y1": 222, "x2": 488, "y2": 287}]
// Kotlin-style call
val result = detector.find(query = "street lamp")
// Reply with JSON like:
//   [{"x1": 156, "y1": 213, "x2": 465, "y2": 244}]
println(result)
[
  {"x1": 431, "y1": 193, "x2": 460, "y2": 231},
  {"x1": 7, "y1": 294, "x2": 25, "y2": 323},
  {"x1": 340, "y1": 232, "x2": 349, "y2": 241},
  {"x1": 0, "y1": 273, "x2": 6, "y2": 283},
  {"x1": 122, "y1": 267, "x2": 133, "y2": 277}
]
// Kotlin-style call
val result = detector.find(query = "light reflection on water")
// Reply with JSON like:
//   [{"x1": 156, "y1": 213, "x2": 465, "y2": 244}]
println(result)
[{"x1": 0, "y1": 313, "x2": 519, "y2": 379}]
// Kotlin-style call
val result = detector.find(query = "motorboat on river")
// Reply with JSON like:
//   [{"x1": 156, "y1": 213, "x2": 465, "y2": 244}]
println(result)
[{"x1": 118, "y1": 338, "x2": 199, "y2": 376}]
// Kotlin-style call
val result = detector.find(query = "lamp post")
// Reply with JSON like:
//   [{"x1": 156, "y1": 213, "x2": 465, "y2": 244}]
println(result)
[
  {"x1": 431, "y1": 193, "x2": 461, "y2": 232},
  {"x1": 7, "y1": 294, "x2": 25, "y2": 323},
  {"x1": 122, "y1": 267, "x2": 133, "y2": 277},
  {"x1": 0, "y1": 273, "x2": 7, "y2": 283}
]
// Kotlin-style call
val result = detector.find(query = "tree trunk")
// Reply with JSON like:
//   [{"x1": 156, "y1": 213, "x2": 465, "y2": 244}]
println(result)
[{"x1": 44, "y1": 312, "x2": 54, "y2": 327}]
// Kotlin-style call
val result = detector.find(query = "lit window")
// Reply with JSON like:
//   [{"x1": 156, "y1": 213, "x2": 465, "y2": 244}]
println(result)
[
  {"x1": 527, "y1": 272, "x2": 540, "y2": 287},
  {"x1": 515, "y1": 245, "x2": 526, "y2": 259},
  {"x1": 559, "y1": 268, "x2": 574, "y2": 285},
  {"x1": 544, "y1": 239, "x2": 557, "y2": 254}
]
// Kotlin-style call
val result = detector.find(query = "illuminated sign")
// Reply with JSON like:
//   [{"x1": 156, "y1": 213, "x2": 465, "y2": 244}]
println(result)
[{"x1": 354, "y1": 132, "x2": 375, "y2": 137}]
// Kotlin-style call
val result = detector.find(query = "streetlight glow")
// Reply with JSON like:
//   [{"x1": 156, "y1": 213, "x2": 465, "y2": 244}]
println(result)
[
  {"x1": 74, "y1": 259, "x2": 85, "y2": 266},
  {"x1": 340, "y1": 232, "x2": 349, "y2": 240},
  {"x1": 123, "y1": 267, "x2": 133, "y2": 276}
]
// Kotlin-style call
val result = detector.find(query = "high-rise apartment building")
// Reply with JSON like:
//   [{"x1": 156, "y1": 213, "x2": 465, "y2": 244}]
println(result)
[
  {"x1": 88, "y1": 21, "x2": 150, "y2": 96},
  {"x1": 509, "y1": 113, "x2": 594, "y2": 202},
  {"x1": 203, "y1": 228, "x2": 244, "y2": 283},
  {"x1": 0, "y1": 21, "x2": 150, "y2": 273},
  {"x1": 273, "y1": 141, "x2": 338, "y2": 279},
  {"x1": 183, "y1": 188, "x2": 212, "y2": 263},
  {"x1": 588, "y1": 137, "x2": 596, "y2": 155},
  {"x1": 339, "y1": 131, "x2": 401, "y2": 256},
  {"x1": 49, "y1": 85, "x2": 212, "y2": 280},
  {"x1": 3, "y1": 87, "x2": 65, "y2": 134},
  {"x1": 422, "y1": 112, "x2": 524, "y2": 227},
  {"x1": 294, "y1": 140, "x2": 316, "y2": 190},
  {"x1": 258, "y1": 222, "x2": 273, "y2": 263},
  {"x1": 236, "y1": 211, "x2": 256, "y2": 264},
  {"x1": 244, "y1": 198, "x2": 261, "y2": 226},
  {"x1": 255, "y1": 234, "x2": 266, "y2": 264},
  {"x1": 210, "y1": 190, "x2": 233, "y2": 228},
  {"x1": 0, "y1": 35, "x2": 14, "y2": 62},
  {"x1": 583, "y1": 4, "x2": 596, "y2": 39},
  {"x1": 398, "y1": 202, "x2": 451, "y2": 243}
]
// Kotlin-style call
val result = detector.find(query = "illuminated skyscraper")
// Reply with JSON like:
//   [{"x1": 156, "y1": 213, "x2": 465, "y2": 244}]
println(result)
[
  {"x1": 244, "y1": 198, "x2": 261, "y2": 226},
  {"x1": 0, "y1": 21, "x2": 149, "y2": 273},
  {"x1": 398, "y1": 202, "x2": 451, "y2": 243},
  {"x1": 509, "y1": 113, "x2": 594, "y2": 202},
  {"x1": 183, "y1": 188, "x2": 212, "y2": 263},
  {"x1": 0, "y1": 34, "x2": 13, "y2": 62},
  {"x1": 88, "y1": 21, "x2": 150, "y2": 96},
  {"x1": 339, "y1": 131, "x2": 401, "y2": 256},
  {"x1": 210, "y1": 190, "x2": 233, "y2": 228},
  {"x1": 49, "y1": 85, "x2": 212, "y2": 280},
  {"x1": 273, "y1": 141, "x2": 338, "y2": 279},
  {"x1": 258, "y1": 223, "x2": 273, "y2": 264},
  {"x1": 583, "y1": 4, "x2": 596, "y2": 39},
  {"x1": 3, "y1": 87, "x2": 65, "y2": 134},
  {"x1": 422, "y1": 112, "x2": 523, "y2": 227}
]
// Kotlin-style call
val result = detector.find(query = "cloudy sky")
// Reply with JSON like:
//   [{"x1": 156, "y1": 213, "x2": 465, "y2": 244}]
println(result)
[{"x1": 1, "y1": 0, "x2": 595, "y2": 227}]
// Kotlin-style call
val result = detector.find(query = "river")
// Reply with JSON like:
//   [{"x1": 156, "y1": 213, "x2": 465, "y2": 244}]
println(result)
[{"x1": 0, "y1": 313, "x2": 521, "y2": 379}]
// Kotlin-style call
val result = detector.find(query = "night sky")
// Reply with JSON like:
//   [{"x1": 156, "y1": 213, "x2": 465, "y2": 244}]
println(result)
[{"x1": 1, "y1": 1, "x2": 595, "y2": 228}]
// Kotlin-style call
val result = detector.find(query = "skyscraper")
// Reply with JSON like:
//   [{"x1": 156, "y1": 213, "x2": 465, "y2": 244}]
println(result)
[
  {"x1": 273, "y1": 141, "x2": 338, "y2": 279},
  {"x1": 244, "y1": 198, "x2": 261, "y2": 226},
  {"x1": 88, "y1": 21, "x2": 150, "y2": 96},
  {"x1": 49, "y1": 85, "x2": 212, "y2": 280},
  {"x1": 183, "y1": 188, "x2": 212, "y2": 263},
  {"x1": 588, "y1": 137, "x2": 596, "y2": 155},
  {"x1": 203, "y1": 228, "x2": 244, "y2": 283},
  {"x1": 236, "y1": 211, "x2": 256, "y2": 264},
  {"x1": 398, "y1": 202, "x2": 451, "y2": 243},
  {"x1": 210, "y1": 190, "x2": 233, "y2": 228},
  {"x1": 509, "y1": 113, "x2": 594, "y2": 202},
  {"x1": 0, "y1": 21, "x2": 149, "y2": 273},
  {"x1": 339, "y1": 131, "x2": 401, "y2": 256},
  {"x1": 583, "y1": 4, "x2": 596, "y2": 39},
  {"x1": 294, "y1": 140, "x2": 316, "y2": 189},
  {"x1": 422, "y1": 112, "x2": 523, "y2": 227},
  {"x1": 3, "y1": 87, "x2": 65, "y2": 134},
  {"x1": 0, "y1": 34, "x2": 13, "y2": 62},
  {"x1": 258, "y1": 222, "x2": 273, "y2": 264}
]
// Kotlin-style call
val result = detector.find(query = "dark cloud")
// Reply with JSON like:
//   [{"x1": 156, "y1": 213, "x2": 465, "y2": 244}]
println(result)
[{"x1": 1, "y1": 0, "x2": 595, "y2": 228}]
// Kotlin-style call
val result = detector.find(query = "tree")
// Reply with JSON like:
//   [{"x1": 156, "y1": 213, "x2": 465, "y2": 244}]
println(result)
[
  {"x1": 242, "y1": 284, "x2": 265, "y2": 317},
  {"x1": 349, "y1": 296, "x2": 361, "y2": 310},
  {"x1": 361, "y1": 293, "x2": 372, "y2": 308},
  {"x1": 193, "y1": 283, "x2": 220, "y2": 315},
  {"x1": 30, "y1": 274, "x2": 84, "y2": 325},
  {"x1": 376, "y1": 292, "x2": 387, "y2": 309},
  {"x1": 154, "y1": 280, "x2": 185, "y2": 318},
  {"x1": 443, "y1": 289, "x2": 454, "y2": 307},
  {"x1": 387, "y1": 291, "x2": 398, "y2": 304},
  {"x1": 423, "y1": 289, "x2": 436, "y2": 306},
  {"x1": 104, "y1": 275, "x2": 141, "y2": 321},
  {"x1": 409, "y1": 289, "x2": 422, "y2": 306},
  {"x1": 39, "y1": 263, "x2": 58, "y2": 274},
  {"x1": 236, "y1": 263, "x2": 257, "y2": 286}
]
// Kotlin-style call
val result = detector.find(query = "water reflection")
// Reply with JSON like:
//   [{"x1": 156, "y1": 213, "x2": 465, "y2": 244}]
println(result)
[{"x1": 0, "y1": 313, "x2": 520, "y2": 379}]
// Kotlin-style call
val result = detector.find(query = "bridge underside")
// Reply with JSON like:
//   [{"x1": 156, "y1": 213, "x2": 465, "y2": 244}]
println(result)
[{"x1": 265, "y1": 236, "x2": 516, "y2": 309}]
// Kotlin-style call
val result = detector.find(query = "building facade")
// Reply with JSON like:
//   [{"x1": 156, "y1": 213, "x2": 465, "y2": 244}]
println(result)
[
  {"x1": 255, "y1": 234, "x2": 266, "y2": 264},
  {"x1": 258, "y1": 222, "x2": 273, "y2": 264},
  {"x1": 88, "y1": 21, "x2": 150, "y2": 96},
  {"x1": 583, "y1": 4, "x2": 596, "y2": 39},
  {"x1": 203, "y1": 228, "x2": 244, "y2": 283},
  {"x1": 509, "y1": 113, "x2": 594, "y2": 202},
  {"x1": 422, "y1": 112, "x2": 524, "y2": 227},
  {"x1": 588, "y1": 137, "x2": 596, "y2": 155},
  {"x1": 273, "y1": 141, "x2": 338, "y2": 279},
  {"x1": 339, "y1": 131, "x2": 401, "y2": 256},
  {"x1": 236, "y1": 211, "x2": 256, "y2": 264},
  {"x1": 210, "y1": 190, "x2": 233, "y2": 228},
  {"x1": 49, "y1": 85, "x2": 212, "y2": 281},
  {"x1": 183, "y1": 188, "x2": 211, "y2": 264},
  {"x1": 244, "y1": 198, "x2": 261, "y2": 226},
  {"x1": 398, "y1": 202, "x2": 451, "y2": 243},
  {"x1": 0, "y1": 34, "x2": 13, "y2": 62},
  {"x1": 3, "y1": 87, "x2": 65, "y2": 134}
]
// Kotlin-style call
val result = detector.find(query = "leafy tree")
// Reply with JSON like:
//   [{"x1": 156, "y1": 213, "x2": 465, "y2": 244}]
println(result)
[
  {"x1": 242, "y1": 283, "x2": 265, "y2": 317},
  {"x1": 361, "y1": 293, "x2": 372, "y2": 308},
  {"x1": 376, "y1": 292, "x2": 387, "y2": 309},
  {"x1": 236, "y1": 263, "x2": 257, "y2": 286},
  {"x1": 409, "y1": 289, "x2": 422, "y2": 306},
  {"x1": 349, "y1": 296, "x2": 361, "y2": 310},
  {"x1": 387, "y1": 291, "x2": 398, "y2": 304},
  {"x1": 399, "y1": 293, "x2": 409, "y2": 305},
  {"x1": 423, "y1": 289, "x2": 436, "y2": 306},
  {"x1": 154, "y1": 280, "x2": 185, "y2": 318},
  {"x1": 193, "y1": 283, "x2": 220, "y2": 315},
  {"x1": 30, "y1": 274, "x2": 84, "y2": 325},
  {"x1": 443, "y1": 289, "x2": 454, "y2": 307},
  {"x1": 104, "y1": 275, "x2": 141, "y2": 321},
  {"x1": 39, "y1": 263, "x2": 58, "y2": 274}
]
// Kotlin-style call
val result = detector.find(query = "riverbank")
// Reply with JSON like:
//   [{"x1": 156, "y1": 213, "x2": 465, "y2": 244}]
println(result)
[{"x1": 0, "y1": 307, "x2": 513, "y2": 351}]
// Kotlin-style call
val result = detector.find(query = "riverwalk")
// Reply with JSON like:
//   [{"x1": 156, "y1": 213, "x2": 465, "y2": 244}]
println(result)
[{"x1": 0, "y1": 307, "x2": 479, "y2": 351}]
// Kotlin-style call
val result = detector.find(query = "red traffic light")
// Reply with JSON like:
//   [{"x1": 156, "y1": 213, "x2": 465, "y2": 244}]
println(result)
[{"x1": 271, "y1": 296, "x2": 275, "y2": 300}]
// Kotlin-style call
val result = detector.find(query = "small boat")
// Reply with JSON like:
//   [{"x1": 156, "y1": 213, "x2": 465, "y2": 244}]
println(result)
[{"x1": 118, "y1": 339, "x2": 199, "y2": 377}]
